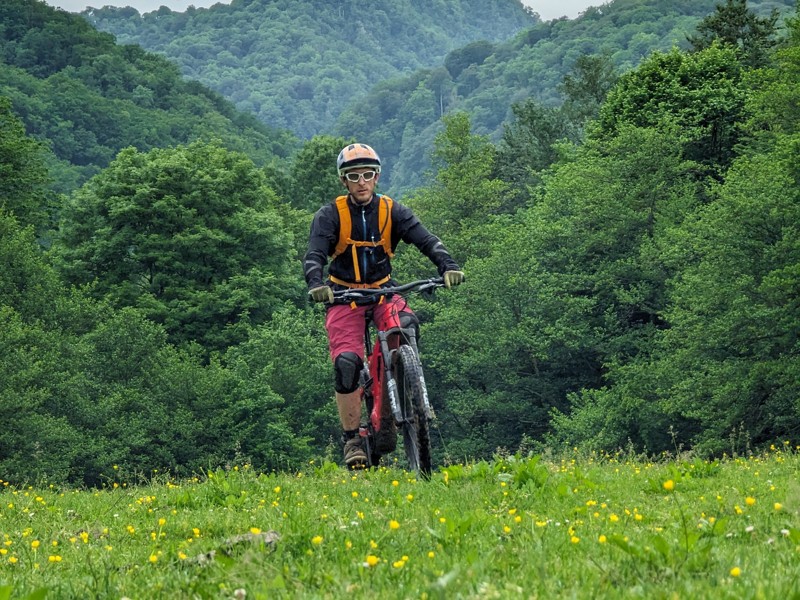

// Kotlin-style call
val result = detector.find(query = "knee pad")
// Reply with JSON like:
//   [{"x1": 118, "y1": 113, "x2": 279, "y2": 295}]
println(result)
[{"x1": 334, "y1": 352, "x2": 363, "y2": 393}]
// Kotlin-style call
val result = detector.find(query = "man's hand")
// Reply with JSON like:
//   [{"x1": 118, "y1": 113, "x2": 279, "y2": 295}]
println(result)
[
  {"x1": 309, "y1": 285, "x2": 334, "y2": 303},
  {"x1": 443, "y1": 270, "x2": 465, "y2": 288}
]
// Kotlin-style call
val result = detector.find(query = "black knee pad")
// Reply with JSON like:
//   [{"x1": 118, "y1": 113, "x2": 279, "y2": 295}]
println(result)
[{"x1": 334, "y1": 352, "x2": 363, "y2": 393}]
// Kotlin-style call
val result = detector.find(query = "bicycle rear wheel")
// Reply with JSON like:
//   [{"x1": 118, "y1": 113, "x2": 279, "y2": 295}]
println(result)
[{"x1": 395, "y1": 344, "x2": 432, "y2": 478}]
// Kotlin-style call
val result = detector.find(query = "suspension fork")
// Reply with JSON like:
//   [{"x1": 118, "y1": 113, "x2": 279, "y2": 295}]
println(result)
[
  {"x1": 377, "y1": 325, "x2": 430, "y2": 423},
  {"x1": 377, "y1": 329, "x2": 403, "y2": 423}
]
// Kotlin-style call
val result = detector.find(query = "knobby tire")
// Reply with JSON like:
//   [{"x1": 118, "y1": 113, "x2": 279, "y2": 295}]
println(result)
[{"x1": 395, "y1": 344, "x2": 432, "y2": 478}]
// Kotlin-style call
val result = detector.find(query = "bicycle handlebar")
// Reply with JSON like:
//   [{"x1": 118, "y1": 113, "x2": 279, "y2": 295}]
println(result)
[{"x1": 330, "y1": 277, "x2": 445, "y2": 304}]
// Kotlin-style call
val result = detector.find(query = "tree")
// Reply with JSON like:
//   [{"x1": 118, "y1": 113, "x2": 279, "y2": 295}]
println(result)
[
  {"x1": 0, "y1": 97, "x2": 52, "y2": 235},
  {"x1": 558, "y1": 52, "x2": 619, "y2": 124},
  {"x1": 688, "y1": 0, "x2": 779, "y2": 68},
  {"x1": 53, "y1": 141, "x2": 303, "y2": 354},
  {"x1": 444, "y1": 40, "x2": 496, "y2": 79},
  {"x1": 662, "y1": 138, "x2": 800, "y2": 452},
  {"x1": 743, "y1": 10, "x2": 800, "y2": 142},
  {"x1": 283, "y1": 135, "x2": 349, "y2": 213},
  {"x1": 224, "y1": 305, "x2": 337, "y2": 454},
  {"x1": 0, "y1": 212, "x2": 83, "y2": 483},
  {"x1": 402, "y1": 113, "x2": 508, "y2": 267},
  {"x1": 595, "y1": 45, "x2": 747, "y2": 176},
  {"x1": 495, "y1": 99, "x2": 579, "y2": 209},
  {"x1": 429, "y1": 122, "x2": 702, "y2": 458}
]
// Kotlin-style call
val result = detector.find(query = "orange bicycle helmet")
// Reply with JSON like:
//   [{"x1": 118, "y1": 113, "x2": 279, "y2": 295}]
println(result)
[{"x1": 337, "y1": 143, "x2": 381, "y2": 176}]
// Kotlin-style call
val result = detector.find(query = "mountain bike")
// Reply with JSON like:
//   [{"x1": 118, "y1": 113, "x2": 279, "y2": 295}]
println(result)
[{"x1": 331, "y1": 277, "x2": 444, "y2": 478}]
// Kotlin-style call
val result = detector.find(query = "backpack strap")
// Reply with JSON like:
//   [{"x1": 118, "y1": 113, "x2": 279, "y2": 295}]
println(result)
[
  {"x1": 377, "y1": 195, "x2": 394, "y2": 258},
  {"x1": 331, "y1": 195, "x2": 395, "y2": 284},
  {"x1": 332, "y1": 195, "x2": 351, "y2": 260}
]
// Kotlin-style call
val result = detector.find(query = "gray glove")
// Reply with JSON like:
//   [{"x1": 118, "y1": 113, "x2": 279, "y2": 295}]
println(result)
[
  {"x1": 443, "y1": 270, "x2": 465, "y2": 288},
  {"x1": 309, "y1": 285, "x2": 334, "y2": 303}
]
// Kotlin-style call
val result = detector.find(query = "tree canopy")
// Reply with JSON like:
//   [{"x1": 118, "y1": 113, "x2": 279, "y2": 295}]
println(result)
[{"x1": 52, "y1": 141, "x2": 303, "y2": 354}]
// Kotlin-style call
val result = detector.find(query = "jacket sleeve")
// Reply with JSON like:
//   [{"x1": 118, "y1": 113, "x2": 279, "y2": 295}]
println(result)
[
  {"x1": 392, "y1": 202, "x2": 460, "y2": 275},
  {"x1": 303, "y1": 204, "x2": 338, "y2": 289}
]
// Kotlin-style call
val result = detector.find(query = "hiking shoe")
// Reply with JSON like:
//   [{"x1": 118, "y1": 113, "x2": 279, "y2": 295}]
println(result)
[{"x1": 343, "y1": 436, "x2": 367, "y2": 468}]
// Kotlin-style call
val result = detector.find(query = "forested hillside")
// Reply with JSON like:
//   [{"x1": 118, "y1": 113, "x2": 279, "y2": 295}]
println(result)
[
  {"x1": 333, "y1": 0, "x2": 797, "y2": 191},
  {"x1": 0, "y1": 0, "x2": 297, "y2": 193},
  {"x1": 84, "y1": 0, "x2": 536, "y2": 138},
  {"x1": 1, "y1": 0, "x2": 798, "y2": 486},
  {"x1": 84, "y1": 0, "x2": 795, "y2": 192}
]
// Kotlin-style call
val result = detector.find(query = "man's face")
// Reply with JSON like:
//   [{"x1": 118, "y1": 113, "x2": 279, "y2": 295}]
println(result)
[{"x1": 341, "y1": 168, "x2": 379, "y2": 204}]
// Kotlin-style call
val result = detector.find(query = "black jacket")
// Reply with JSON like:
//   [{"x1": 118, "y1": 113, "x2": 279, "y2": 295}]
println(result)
[{"x1": 304, "y1": 194, "x2": 460, "y2": 289}]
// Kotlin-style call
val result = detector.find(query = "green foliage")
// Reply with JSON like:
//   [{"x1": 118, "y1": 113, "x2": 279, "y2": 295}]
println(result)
[
  {"x1": 688, "y1": 0, "x2": 780, "y2": 67},
  {"x1": 444, "y1": 40, "x2": 496, "y2": 79},
  {"x1": 333, "y1": 0, "x2": 796, "y2": 193},
  {"x1": 52, "y1": 141, "x2": 303, "y2": 354},
  {"x1": 595, "y1": 44, "x2": 748, "y2": 174},
  {"x1": 429, "y1": 123, "x2": 702, "y2": 458},
  {"x1": 654, "y1": 135, "x2": 800, "y2": 452},
  {"x1": 225, "y1": 305, "x2": 337, "y2": 453},
  {"x1": 558, "y1": 52, "x2": 620, "y2": 123},
  {"x1": 85, "y1": 0, "x2": 535, "y2": 139},
  {"x1": 402, "y1": 113, "x2": 509, "y2": 265},
  {"x1": 0, "y1": 304, "x2": 82, "y2": 484},
  {"x1": 548, "y1": 10, "x2": 800, "y2": 455},
  {"x1": 0, "y1": 0, "x2": 295, "y2": 193},
  {"x1": 743, "y1": 11, "x2": 800, "y2": 140},
  {"x1": 494, "y1": 99, "x2": 580, "y2": 208},
  {"x1": 0, "y1": 97, "x2": 52, "y2": 234},
  {"x1": 2, "y1": 0, "x2": 800, "y2": 478},
  {"x1": 1, "y1": 209, "x2": 307, "y2": 485},
  {"x1": 281, "y1": 134, "x2": 349, "y2": 212}
]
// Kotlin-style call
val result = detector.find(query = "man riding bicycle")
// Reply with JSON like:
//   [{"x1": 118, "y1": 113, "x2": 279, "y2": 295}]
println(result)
[{"x1": 304, "y1": 142, "x2": 464, "y2": 468}]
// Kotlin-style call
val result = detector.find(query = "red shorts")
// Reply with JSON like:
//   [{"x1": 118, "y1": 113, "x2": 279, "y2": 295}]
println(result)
[{"x1": 325, "y1": 295, "x2": 413, "y2": 361}]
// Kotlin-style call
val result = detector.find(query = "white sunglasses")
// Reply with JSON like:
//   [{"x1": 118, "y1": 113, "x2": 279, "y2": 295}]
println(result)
[{"x1": 343, "y1": 170, "x2": 377, "y2": 183}]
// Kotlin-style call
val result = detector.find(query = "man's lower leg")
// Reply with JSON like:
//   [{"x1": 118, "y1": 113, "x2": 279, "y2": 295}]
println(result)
[{"x1": 337, "y1": 391, "x2": 366, "y2": 467}]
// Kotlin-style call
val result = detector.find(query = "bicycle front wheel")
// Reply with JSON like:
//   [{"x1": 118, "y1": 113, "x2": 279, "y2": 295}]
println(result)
[{"x1": 395, "y1": 344, "x2": 432, "y2": 478}]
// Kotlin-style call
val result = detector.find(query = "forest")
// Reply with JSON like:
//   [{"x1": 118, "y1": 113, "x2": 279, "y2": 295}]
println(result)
[
  {"x1": 1, "y1": 0, "x2": 798, "y2": 485},
  {"x1": 86, "y1": 0, "x2": 796, "y2": 192}
]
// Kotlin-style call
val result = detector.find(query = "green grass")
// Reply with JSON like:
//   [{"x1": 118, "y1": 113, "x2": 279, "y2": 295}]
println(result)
[{"x1": 1, "y1": 447, "x2": 799, "y2": 599}]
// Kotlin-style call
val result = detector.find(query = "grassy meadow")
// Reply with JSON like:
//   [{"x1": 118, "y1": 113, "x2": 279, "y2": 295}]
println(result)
[{"x1": 1, "y1": 446, "x2": 799, "y2": 599}]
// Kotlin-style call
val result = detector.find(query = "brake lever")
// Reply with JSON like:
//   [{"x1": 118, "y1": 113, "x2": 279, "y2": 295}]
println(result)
[{"x1": 420, "y1": 284, "x2": 439, "y2": 300}]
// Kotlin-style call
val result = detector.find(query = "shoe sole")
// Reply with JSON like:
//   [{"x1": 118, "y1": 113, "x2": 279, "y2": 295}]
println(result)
[{"x1": 345, "y1": 453, "x2": 368, "y2": 468}]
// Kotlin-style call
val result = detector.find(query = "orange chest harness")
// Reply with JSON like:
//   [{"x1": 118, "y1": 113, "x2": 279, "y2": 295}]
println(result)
[{"x1": 330, "y1": 194, "x2": 394, "y2": 288}]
